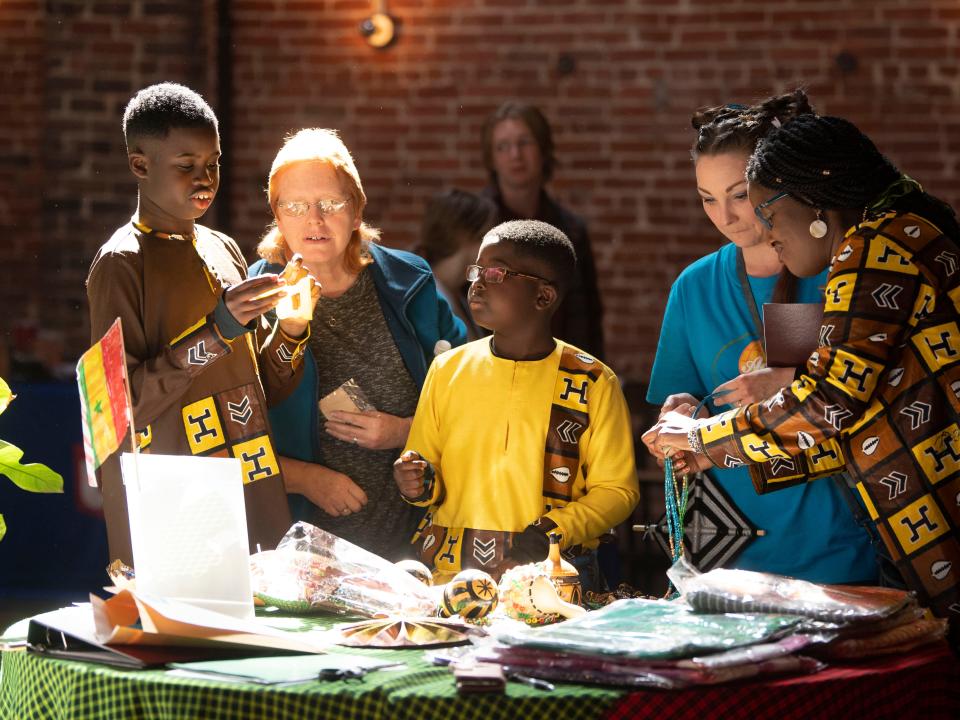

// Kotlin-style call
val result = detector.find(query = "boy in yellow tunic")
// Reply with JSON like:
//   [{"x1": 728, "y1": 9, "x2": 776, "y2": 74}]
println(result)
[{"x1": 394, "y1": 220, "x2": 639, "y2": 588}]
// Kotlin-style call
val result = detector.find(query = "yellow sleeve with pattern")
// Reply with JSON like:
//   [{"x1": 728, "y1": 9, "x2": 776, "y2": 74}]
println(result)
[
  {"x1": 544, "y1": 366, "x2": 640, "y2": 546},
  {"x1": 698, "y1": 214, "x2": 935, "y2": 493}
]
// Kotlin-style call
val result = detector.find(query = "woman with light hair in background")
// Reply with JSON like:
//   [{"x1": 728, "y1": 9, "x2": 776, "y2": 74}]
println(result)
[{"x1": 250, "y1": 128, "x2": 466, "y2": 560}]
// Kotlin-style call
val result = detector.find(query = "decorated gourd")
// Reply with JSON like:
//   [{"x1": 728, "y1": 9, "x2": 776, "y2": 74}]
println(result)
[
  {"x1": 540, "y1": 533, "x2": 582, "y2": 607},
  {"x1": 439, "y1": 569, "x2": 499, "y2": 620},
  {"x1": 499, "y1": 563, "x2": 586, "y2": 625},
  {"x1": 394, "y1": 559, "x2": 433, "y2": 586}
]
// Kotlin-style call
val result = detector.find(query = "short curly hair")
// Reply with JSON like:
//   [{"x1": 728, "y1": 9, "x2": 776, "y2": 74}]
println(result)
[
  {"x1": 484, "y1": 219, "x2": 577, "y2": 296},
  {"x1": 122, "y1": 82, "x2": 218, "y2": 148}
]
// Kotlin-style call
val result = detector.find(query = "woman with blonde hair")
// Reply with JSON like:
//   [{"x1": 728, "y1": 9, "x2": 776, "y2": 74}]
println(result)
[{"x1": 251, "y1": 128, "x2": 466, "y2": 559}]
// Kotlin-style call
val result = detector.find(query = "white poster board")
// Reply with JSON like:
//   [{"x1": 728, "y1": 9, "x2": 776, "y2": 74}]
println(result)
[{"x1": 121, "y1": 453, "x2": 254, "y2": 621}]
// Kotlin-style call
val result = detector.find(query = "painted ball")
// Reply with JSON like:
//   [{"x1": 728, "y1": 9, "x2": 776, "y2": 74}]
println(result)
[
  {"x1": 439, "y1": 569, "x2": 499, "y2": 620},
  {"x1": 395, "y1": 559, "x2": 433, "y2": 586}
]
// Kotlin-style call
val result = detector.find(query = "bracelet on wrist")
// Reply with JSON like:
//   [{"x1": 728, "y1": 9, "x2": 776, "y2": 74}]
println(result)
[{"x1": 687, "y1": 427, "x2": 705, "y2": 455}]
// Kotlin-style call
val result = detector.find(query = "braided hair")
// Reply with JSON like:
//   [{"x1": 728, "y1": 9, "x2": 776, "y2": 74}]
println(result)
[
  {"x1": 691, "y1": 89, "x2": 815, "y2": 160},
  {"x1": 746, "y1": 115, "x2": 901, "y2": 210},
  {"x1": 692, "y1": 89, "x2": 815, "y2": 303},
  {"x1": 748, "y1": 114, "x2": 960, "y2": 239}
]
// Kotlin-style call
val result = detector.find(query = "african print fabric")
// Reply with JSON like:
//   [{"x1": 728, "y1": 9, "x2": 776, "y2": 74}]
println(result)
[{"x1": 696, "y1": 210, "x2": 960, "y2": 621}]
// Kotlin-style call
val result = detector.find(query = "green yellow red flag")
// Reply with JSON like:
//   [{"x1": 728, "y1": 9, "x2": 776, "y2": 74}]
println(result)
[{"x1": 77, "y1": 318, "x2": 132, "y2": 487}]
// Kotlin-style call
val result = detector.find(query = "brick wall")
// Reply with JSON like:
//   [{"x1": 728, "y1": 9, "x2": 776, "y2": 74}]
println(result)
[
  {"x1": 3, "y1": 0, "x2": 960, "y2": 383},
  {"x1": 0, "y1": 0, "x2": 43, "y2": 375}
]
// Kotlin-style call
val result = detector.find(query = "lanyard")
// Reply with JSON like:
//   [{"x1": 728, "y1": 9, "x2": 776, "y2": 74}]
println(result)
[{"x1": 734, "y1": 247, "x2": 766, "y2": 362}]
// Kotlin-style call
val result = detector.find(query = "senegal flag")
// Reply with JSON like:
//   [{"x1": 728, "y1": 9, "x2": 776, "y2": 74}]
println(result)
[{"x1": 77, "y1": 318, "x2": 132, "y2": 487}]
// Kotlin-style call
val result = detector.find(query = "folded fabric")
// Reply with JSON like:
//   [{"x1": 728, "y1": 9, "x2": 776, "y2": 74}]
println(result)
[
  {"x1": 476, "y1": 636, "x2": 823, "y2": 689},
  {"x1": 818, "y1": 618, "x2": 948, "y2": 660},
  {"x1": 494, "y1": 598, "x2": 803, "y2": 660}
]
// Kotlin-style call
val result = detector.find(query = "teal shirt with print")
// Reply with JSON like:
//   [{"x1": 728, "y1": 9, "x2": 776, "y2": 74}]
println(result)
[{"x1": 648, "y1": 242, "x2": 878, "y2": 583}]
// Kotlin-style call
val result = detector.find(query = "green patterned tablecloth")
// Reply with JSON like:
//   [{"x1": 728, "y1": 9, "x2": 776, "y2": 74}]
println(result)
[{"x1": 0, "y1": 612, "x2": 623, "y2": 720}]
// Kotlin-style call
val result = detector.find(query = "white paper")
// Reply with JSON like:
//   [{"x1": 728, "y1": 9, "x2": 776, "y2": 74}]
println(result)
[{"x1": 121, "y1": 453, "x2": 254, "y2": 620}]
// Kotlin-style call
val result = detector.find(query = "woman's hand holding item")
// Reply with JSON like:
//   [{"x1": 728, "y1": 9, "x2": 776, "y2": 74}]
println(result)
[
  {"x1": 326, "y1": 410, "x2": 412, "y2": 450},
  {"x1": 281, "y1": 456, "x2": 368, "y2": 517}
]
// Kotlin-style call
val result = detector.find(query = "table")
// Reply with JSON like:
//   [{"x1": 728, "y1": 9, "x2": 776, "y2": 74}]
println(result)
[{"x1": 1, "y1": 614, "x2": 958, "y2": 720}]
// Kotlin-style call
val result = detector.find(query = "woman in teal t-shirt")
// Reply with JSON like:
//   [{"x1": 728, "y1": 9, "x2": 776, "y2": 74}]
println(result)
[{"x1": 645, "y1": 91, "x2": 878, "y2": 583}]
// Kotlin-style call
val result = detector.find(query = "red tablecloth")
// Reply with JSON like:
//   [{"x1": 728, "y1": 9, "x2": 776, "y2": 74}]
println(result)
[{"x1": 603, "y1": 643, "x2": 960, "y2": 720}]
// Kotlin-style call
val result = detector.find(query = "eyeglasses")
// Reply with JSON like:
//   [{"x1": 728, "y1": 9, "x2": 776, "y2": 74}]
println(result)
[
  {"x1": 276, "y1": 198, "x2": 350, "y2": 218},
  {"x1": 753, "y1": 191, "x2": 789, "y2": 230},
  {"x1": 466, "y1": 264, "x2": 552, "y2": 285}
]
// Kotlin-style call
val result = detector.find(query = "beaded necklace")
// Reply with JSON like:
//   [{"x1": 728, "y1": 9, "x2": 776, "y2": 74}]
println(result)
[
  {"x1": 663, "y1": 389, "x2": 733, "y2": 598},
  {"x1": 664, "y1": 457, "x2": 689, "y2": 565}
]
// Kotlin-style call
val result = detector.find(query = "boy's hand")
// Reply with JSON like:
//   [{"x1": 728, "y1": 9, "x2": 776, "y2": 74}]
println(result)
[
  {"x1": 509, "y1": 525, "x2": 550, "y2": 564},
  {"x1": 326, "y1": 410, "x2": 412, "y2": 450},
  {"x1": 277, "y1": 274, "x2": 321, "y2": 339},
  {"x1": 224, "y1": 275, "x2": 285, "y2": 325},
  {"x1": 393, "y1": 450, "x2": 428, "y2": 498}
]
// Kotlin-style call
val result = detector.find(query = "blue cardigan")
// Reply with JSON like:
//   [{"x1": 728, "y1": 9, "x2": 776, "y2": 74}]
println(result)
[{"x1": 249, "y1": 243, "x2": 467, "y2": 466}]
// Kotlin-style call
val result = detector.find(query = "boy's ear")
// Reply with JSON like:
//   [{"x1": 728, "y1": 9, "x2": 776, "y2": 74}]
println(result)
[
  {"x1": 535, "y1": 282, "x2": 559, "y2": 311},
  {"x1": 128, "y1": 151, "x2": 149, "y2": 180}
]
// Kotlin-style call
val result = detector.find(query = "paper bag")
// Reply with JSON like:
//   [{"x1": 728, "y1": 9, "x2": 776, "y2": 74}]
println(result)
[{"x1": 319, "y1": 379, "x2": 374, "y2": 419}]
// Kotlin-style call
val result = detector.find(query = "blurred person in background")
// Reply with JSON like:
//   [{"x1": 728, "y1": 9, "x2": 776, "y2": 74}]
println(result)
[{"x1": 481, "y1": 101, "x2": 605, "y2": 359}]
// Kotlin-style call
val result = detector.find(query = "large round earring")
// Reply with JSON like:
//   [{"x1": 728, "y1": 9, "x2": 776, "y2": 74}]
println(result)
[{"x1": 809, "y1": 210, "x2": 828, "y2": 239}]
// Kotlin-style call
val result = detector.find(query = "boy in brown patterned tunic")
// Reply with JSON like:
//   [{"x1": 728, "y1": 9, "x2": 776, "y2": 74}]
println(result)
[{"x1": 87, "y1": 84, "x2": 312, "y2": 565}]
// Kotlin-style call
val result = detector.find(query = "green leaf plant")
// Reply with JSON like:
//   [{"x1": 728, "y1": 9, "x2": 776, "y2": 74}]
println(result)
[{"x1": 0, "y1": 376, "x2": 64, "y2": 540}]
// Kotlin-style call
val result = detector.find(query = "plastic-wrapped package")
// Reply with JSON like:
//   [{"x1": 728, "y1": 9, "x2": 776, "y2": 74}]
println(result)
[
  {"x1": 493, "y1": 598, "x2": 803, "y2": 660},
  {"x1": 471, "y1": 634, "x2": 821, "y2": 689},
  {"x1": 674, "y1": 561, "x2": 916, "y2": 624},
  {"x1": 249, "y1": 522, "x2": 438, "y2": 618}
]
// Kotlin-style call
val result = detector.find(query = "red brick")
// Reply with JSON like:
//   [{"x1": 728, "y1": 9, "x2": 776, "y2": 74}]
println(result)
[{"x1": 4, "y1": 0, "x2": 960, "y2": 385}]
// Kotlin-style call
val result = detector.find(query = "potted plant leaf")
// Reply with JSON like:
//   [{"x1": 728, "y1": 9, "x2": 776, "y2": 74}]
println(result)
[{"x1": 0, "y1": 376, "x2": 63, "y2": 540}]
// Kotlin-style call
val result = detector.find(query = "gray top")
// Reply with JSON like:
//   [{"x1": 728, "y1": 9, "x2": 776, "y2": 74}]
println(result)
[{"x1": 306, "y1": 267, "x2": 422, "y2": 560}]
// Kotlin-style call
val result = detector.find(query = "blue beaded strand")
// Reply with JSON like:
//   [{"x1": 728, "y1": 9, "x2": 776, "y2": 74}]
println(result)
[{"x1": 664, "y1": 456, "x2": 690, "y2": 598}]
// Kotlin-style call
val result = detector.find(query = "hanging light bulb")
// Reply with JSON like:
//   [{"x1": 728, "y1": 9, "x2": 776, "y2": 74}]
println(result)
[{"x1": 359, "y1": 1, "x2": 396, "y2": 49}]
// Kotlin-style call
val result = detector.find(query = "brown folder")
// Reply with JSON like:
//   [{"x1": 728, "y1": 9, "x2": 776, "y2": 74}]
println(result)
[{"x1": 763, "y1": 303, "x2": 824, "y2": 368}]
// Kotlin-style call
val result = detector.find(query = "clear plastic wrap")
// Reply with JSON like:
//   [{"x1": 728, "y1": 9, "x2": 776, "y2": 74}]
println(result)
[
  {"x1": 493, "y1": 598, "x2": 803, "y2": 660},
  {"x1": 672, "y1": 559, "x2": 916, "y2": 624},
  {"x1": 249, "y1": 522, "x2": 438, "y2": 618}
]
